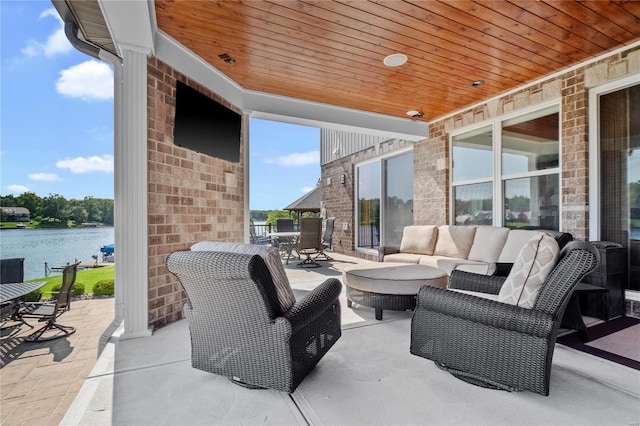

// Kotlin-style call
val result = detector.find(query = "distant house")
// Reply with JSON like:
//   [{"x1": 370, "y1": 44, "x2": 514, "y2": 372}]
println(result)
[{"x1": 1, "y1": 207, "x2": 30, "y2": 222}]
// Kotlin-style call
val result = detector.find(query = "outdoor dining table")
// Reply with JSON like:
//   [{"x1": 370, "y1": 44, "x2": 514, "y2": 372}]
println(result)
[
  {"x1": 1, "y1": 281, "x2": 46, "y2": 326},
  {"x1": 1, "y1": 281, "x2": 46, "y2": 304},
  {"x1": 268, "y1": 231, "x2": 300, "y2": 264}
]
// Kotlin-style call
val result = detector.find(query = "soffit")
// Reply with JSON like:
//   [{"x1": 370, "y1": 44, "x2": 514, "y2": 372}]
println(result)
[{"x1": 154, "y1": 0, "x2": 640, "y2": 122}]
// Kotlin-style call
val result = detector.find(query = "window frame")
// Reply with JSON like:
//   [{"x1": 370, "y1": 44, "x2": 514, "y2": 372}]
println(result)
[{"x1": 449, "y1": 100, "x2": 561, "y2": 229}]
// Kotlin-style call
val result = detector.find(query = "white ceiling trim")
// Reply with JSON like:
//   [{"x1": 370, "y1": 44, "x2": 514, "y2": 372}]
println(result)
[{"x1": 99, "y1": 0, "x2": 154, "y2": 56}]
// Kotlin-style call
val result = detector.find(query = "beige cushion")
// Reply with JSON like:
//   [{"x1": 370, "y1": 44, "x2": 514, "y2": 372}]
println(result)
[
  {"x1": 190, "y1": 241, "x2": 296, "y2": 312},
  {"x1": 343, "y1": 263, "x2": 447, "y2": 294},
  {"x1": 497, "y1": 234, "x2": 559, "y2": 309},
  {"x1": 418, "y1": 256, "x2": 487, "y2": 276},
  {"x1": 454, "y1": 263, "x2": 491, "y2": 275},
  {"x1": 399, "y1": 226, "x2": 438, "y2": 255},
  {"x1": 468, "y1": 227, "x2": 510, "y2": 263},
  {"x1": 498, "y1": 230, "x2": 545, "y2": 263},
  {"x1": 383, "y1": 253, "x2": 423, "y2": 264},
  {"x1": 433, "y1": 226, "x2": 477, "y2": 259}
]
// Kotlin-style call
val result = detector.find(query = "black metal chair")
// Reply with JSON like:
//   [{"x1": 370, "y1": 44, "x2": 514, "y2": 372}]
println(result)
[
  {"x1": 1, "y1": 257, "x2": 25, "y2": 284},
  {"x1": 297, "y1": 217, "x2": 323, "y2": 268},
  {"x1": 20, "y1": 262, "x2": 79, "y2": 342},
  {"x1": 315, "y1": 217, "x2": 335, "y2": 261},
  {"x1": 166, "y1": 249, "x2": 342, "y2": 393},
  {"x1": 276, "y1": 218, "x2": 294, "y2": 232},
  {"x1": 410, "y1": 241, "x2": 599, "y2": 396}
]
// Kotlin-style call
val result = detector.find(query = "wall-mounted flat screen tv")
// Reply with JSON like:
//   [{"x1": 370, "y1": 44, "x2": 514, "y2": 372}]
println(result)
[{"x1": 173, "y1": 80, "x2": 241, "y2": 162}]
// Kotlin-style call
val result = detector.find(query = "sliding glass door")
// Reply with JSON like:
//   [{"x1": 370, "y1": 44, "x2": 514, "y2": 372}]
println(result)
[{"x1": 597, "y1": 83, "x2": 640, "y2": 290}]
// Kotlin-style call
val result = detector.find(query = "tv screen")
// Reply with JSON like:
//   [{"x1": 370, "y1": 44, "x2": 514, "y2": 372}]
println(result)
[{"x1": 173, "y1": 80, "x2": 241, "y2": 162}]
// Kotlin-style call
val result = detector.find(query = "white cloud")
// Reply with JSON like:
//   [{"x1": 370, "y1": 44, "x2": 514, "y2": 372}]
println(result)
[
  {"x1": 21, "y1": 8, "x2": 72, "y2": 58},
  {"x1": 29, "y1": 172, "x2": 63, "y2": 182},
  {"x1": 7, "y1": 184, "x2": 31, "y2": 193},
  {"x1": 301, "y1": 186, "x2": 315, "y2": 193},
  {"x1": 56, "y1": 155, "x2": 114, "y2": 174},
  {"x1": 264, "y1": 151, "x2": 319, "y2": 167},
  {"x1": 56, "y1": 61, "x2": 113, "y2": 101}
]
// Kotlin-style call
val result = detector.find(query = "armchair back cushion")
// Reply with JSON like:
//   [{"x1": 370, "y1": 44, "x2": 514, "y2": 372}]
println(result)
[
  {"x1": 467, "y1": 227, "x2": 510, "y2": 263},
  {"x1": 498, "y1": 230, "x2": 545, "y2": 263},
  {"x1": 400, "y1": 226, "x2": 438, "y2": 255},
  {"x1": 434, "y1": 225, "x2": 477, "y2": 259},
  {"x1": 498, "y1": 234, "x2": 560, "y2": 308},
  {"x1": 191, "y1": 241, "x2": 296, "y2": 312}
]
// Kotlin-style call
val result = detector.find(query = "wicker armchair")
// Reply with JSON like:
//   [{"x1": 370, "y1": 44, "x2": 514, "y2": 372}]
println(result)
[
  {"x1": 166, "y1": 249, "x2": 342, "y2": 393},
  {"x1": 410, "y1": 241, "x2": 599, "y2": 396}
]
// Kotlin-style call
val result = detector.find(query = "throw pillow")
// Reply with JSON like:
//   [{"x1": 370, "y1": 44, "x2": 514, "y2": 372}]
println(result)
[
  {"x1": 399, "y1": 226, "x2": 438, "y2": 255},
  {"x1": 498, "y1": 234, "x2": 559, "y2": 309},
  {"x1": 433, "y1": 225, "x2": 477, "y2": 259}
]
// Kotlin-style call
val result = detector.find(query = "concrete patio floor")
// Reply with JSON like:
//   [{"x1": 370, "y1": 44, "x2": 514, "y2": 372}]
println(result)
[{"x1": 60, "y1": 252, "x2": 640, "y2": 425}]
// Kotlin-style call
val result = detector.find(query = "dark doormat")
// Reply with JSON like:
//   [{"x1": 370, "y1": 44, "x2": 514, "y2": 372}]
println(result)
[{"x1": 557, "y1": 316, "x2": 640, "y2": 370}]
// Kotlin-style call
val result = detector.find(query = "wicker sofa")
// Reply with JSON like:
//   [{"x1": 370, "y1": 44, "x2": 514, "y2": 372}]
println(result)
[{"x1": 378, "y1": 225, "x2": 573, "y2": 276}]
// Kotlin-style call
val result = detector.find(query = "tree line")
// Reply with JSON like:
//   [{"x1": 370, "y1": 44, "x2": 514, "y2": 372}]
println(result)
[{"x1": 0, "y1": 192, "x2": 114, "y2": 226}]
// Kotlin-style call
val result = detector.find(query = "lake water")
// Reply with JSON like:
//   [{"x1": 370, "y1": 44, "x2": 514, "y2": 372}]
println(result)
[{"x1": 0, "y1": 227, "x2": 114, "y2": 280}]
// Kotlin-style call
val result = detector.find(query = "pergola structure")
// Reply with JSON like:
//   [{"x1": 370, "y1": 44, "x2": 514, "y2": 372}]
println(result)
[{"x1": 50, "y1": 1, "x2": 640, "y2": 339}]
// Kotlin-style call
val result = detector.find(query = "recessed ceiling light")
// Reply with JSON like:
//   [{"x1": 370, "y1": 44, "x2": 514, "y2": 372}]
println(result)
[
  {"x1": 471, "y1": 80, "x2": 485, "y2": 87},
  {"x1": 406, "y1": 110, "x2": 424, "y2": 119},
  {"x1": 384, "y1": 53, "x2": 408, "y2": 67}
]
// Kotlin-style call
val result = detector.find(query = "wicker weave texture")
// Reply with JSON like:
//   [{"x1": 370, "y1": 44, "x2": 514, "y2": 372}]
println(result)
[
  {"x1": 410, "y1": 241, "x2": 599, "y2": 396},
  {"x1": 166, "y1": 250, "x2": 341, "y2": 393}
]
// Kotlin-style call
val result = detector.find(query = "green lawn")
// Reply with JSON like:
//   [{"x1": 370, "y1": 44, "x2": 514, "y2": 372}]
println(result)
[{"x1": 27, "y1": 265, "x2": 114, "y2": 296}]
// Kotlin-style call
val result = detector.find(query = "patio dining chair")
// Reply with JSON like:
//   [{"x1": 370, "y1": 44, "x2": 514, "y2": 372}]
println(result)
[
  {"x1": 314, "y1": 217, "x2": 335, "y2": 261},
  {"x1": 297, "y1": 217, "x2": 323, "y2": 268},
  {"x1": 410, "y1": 240, "x2": 599, "y2": 396},
  {"x1": 19, "y1": 262, "x2": 79, "y2": 342},
  {"x1": 167, "y1": 242, "x2": 342, "y2": 393}
]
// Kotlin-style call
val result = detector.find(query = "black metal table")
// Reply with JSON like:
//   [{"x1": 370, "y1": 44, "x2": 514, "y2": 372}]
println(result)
[
  {"x1": 561, "y1": 283, "x2": 609, "y2": 341},
  {"x1": 1, "y1": 281, "x2": 46, "y2": 326},
  {"x1": 1, "y1": 282, "x2": 46, "y2": 303}
]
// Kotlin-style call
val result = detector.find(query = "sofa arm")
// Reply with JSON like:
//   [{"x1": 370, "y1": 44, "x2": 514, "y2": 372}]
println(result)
[
  {"x1": 448, "y1": 270, "x2": 506, "y2": 295},
  {"x1": 378, "y1": 245, "x2": 400, "y2": 262},
  {"x1": 283, "y1": 278, "x2": 342, "y2": 334},
  {"x1": 416, "y1": 286, "x2": 554, "y2": 337}
]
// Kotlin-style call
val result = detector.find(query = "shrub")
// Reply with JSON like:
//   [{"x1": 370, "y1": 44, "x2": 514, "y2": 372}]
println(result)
[
  {"x1": 24, "y1": 291, "x2": 42, "y2": 302},
  {"x1": 49, "y1": 282, "x2": 85, "y2": 299},
  {"x1": 93, "y1": 279, "x2": 115, "y2": 296}
]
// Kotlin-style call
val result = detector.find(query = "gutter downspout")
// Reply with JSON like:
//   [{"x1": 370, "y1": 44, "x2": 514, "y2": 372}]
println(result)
[{"x1": 65, "y1": 21, "x2": 124, "y2": 356}]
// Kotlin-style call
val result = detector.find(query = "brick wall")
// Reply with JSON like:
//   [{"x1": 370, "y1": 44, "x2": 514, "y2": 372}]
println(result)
[{"x1": 147, "y1": 58, "x2": 245, "y2": 330}]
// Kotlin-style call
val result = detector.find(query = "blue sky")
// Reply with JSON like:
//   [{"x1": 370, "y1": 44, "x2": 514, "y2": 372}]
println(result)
[{"x1": 1, "y1": 1, "x2": 319, "y2": 210}]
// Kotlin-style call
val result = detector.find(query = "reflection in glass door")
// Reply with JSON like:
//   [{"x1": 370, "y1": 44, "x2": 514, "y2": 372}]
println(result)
[
  {"x1": 599, "y1": 83, "x2": 639, "y2": 290},
  {"x1": 383, "y1": 153, "x2": 414, "y2": 246}
]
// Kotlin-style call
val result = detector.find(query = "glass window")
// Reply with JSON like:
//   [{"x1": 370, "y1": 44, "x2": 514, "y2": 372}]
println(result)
[
  {"x1": 450, "y1": 104, "x2": 560, "y2": 230},
  {"x1": 502, "y1": 106, "x2": 559, "y2": 175},
  {"x1": 383, "y1": 153, "x2": 413, "y2": 246},
  {"x1": 452, "y1": 126, "x2": 493, "y2": 181},
  {"x1": 504, "y1": 175, "x2": 559, "y2": 229},
  {"x1": 453, "y1": 182, "x2": 493, "y2": 225},
  {"x1": 357, "y1": 162, "x2": 380, "y2": 248}
]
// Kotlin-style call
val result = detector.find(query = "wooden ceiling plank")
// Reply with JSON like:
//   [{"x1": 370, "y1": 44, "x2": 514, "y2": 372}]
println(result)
[
  {"x1": 546, "y1": 1, "x2": 640, "y2": 44},
  {"x1": 342, "y1": 0, "x2": 564, "y2": 73},
  {"x1": 167, "y1": 20, "x2": 484, "y2": 102},
  {"x1": 255, "y1": 0, "x2": 538, "y2": 80},
  {"x1": 163, "y1": 2, "x2": 521, "y2": 92},
  {"x1": 509, "y1": 0, "x2": 636, "y2": 51}
]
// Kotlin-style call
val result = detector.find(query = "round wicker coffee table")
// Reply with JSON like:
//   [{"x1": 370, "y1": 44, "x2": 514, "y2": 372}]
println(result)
[{"x1": 342, "y1": 262, "x2": 448, "y2": 320}]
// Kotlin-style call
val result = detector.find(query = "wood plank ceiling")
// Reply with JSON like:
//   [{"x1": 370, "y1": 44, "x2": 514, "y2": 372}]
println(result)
[{"x1": 156, "y1": 1, "x2": 640, "y2": 122}]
